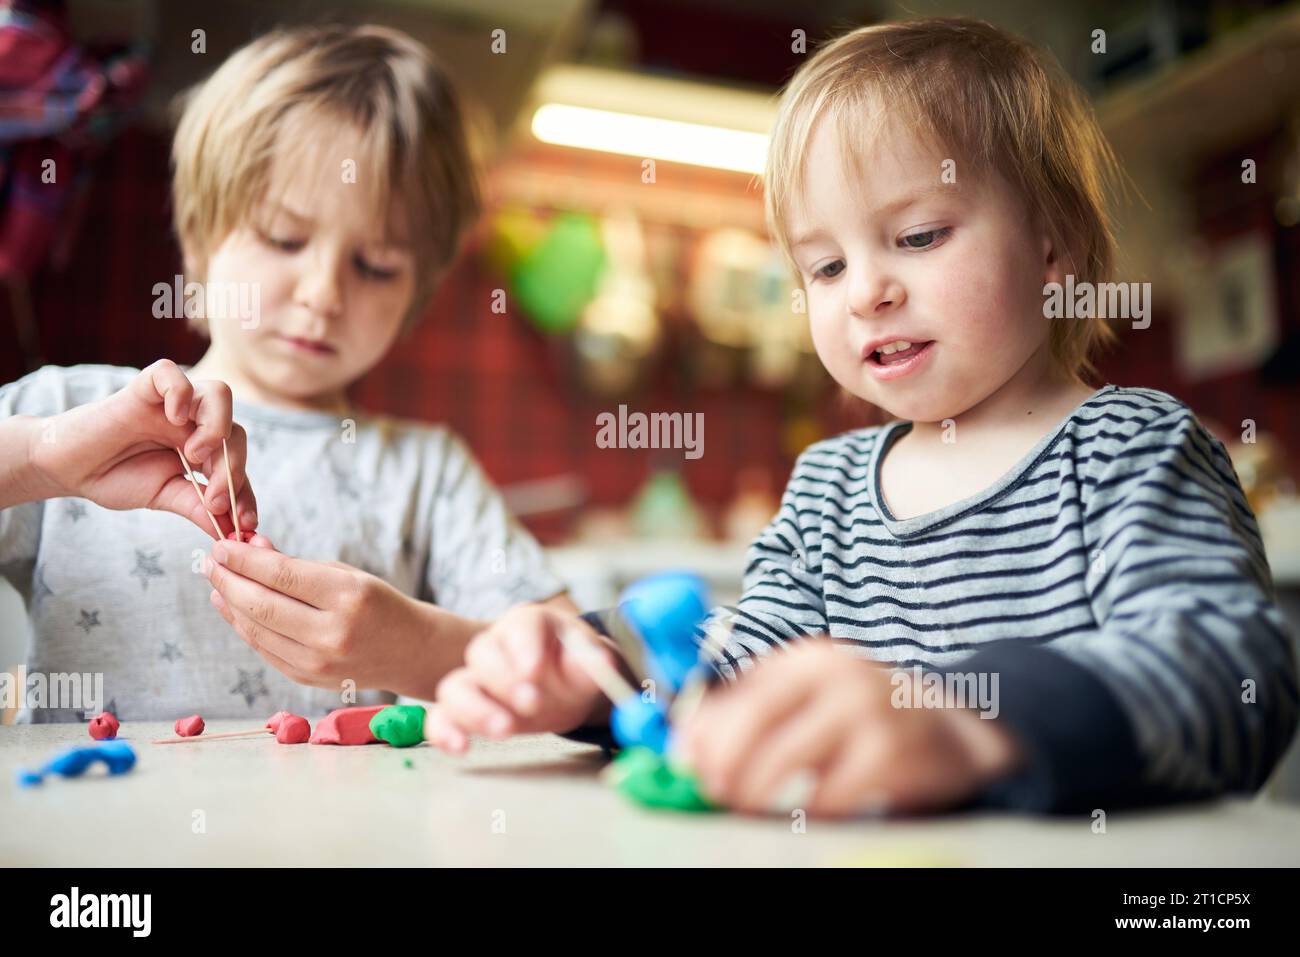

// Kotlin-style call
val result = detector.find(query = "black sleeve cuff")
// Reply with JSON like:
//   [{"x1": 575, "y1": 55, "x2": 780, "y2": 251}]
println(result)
[
  {"x1": 579, "y1": 609, "x2": 612, "y2": 637},
  {"x1": 941, "y1": 642, "x2": 1146, "y2": 814}
]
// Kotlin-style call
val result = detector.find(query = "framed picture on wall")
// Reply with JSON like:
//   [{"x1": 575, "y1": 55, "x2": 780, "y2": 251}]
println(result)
[{"x1": 1177, "y1": 231, "x2": 1280, "y2": 380}]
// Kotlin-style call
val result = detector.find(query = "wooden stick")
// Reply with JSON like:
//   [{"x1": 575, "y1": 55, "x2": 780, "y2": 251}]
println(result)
[
  {"x1": 556, "y1": 625, "x2": 638, "y2": 704},
  {"x1": 221, "y1": 437, "x2": 242, "y2": 540},
  {"x1": 151, "y1": 728, "x2": 272, "y2": 745},
  {"x1": 175, "y1": 447, "x2": 223, "y2": 541}
]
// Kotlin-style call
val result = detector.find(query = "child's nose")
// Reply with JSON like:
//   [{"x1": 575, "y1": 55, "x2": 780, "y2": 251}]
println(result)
[
  {"x1": 846, "y1": 266, "x2": 904, "y2": 318},
  {"x1": 294, "y1": 254, "x2": 344, "y2": 320}
]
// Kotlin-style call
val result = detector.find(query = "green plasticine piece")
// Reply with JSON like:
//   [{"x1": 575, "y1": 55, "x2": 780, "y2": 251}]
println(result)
[
  {"x1": 608, "y1": 746, "x2": 716, "y2": 813},
  {"x1": 369, "y1": 705, "x2": 426, "y2": 748},
  {"x1": 403, "y1": 758, "x2": 414, "y2": 769}
]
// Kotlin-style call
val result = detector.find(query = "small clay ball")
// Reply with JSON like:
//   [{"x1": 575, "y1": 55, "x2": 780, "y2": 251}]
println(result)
[
  {"x1": 174, "y1": 714, "x2": 205, "y2": 737},
  {"x1": 88, "y1": 712, "x2": 119, "y2": 740},
  {"x1": 275, "y1": 715, "x2": 310, "y2": 744}
]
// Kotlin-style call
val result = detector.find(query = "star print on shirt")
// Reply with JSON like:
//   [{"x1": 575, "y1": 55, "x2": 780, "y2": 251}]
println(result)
[
  {"x1": 76, "y1": 609, "x2": 101, "y2": 633},
  {"x1": 65, "y1": 500, "x2": 87, "y2": 522},
  {"x1": 131, "y1": 549, "x2": 165, "y2": 590},
  {"x1": 249, "y1": 428, "x2": 273, "y2": 453},
  {"x1": 327, "y1": 451, "x2": 361, "y2": 501},
  {"x1": 229, "y1": 668, "x2": 269, "y2": 708},
  {"x1": 160, "y1": 641, "x2": 183, "y2": 662}
]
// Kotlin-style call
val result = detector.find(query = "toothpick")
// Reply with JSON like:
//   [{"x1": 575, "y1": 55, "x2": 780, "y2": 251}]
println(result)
[
  {"x1": 175, "y1": 447, "x2": 223, "y2": 540},
  {"x1": 556, "y1": 626, "x2": 638, "y2": 704},
  {"x1": 221, "y1": 437, "x2": 242, "y2": 540},
  {"x1": 151, "y1": 728, "x2": 272, "y2": 745}
]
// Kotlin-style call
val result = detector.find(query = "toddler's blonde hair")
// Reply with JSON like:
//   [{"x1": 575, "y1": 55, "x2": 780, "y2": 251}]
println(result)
[{"x1": 766, "y1": 17, "x2": 1124, "y2": 380}]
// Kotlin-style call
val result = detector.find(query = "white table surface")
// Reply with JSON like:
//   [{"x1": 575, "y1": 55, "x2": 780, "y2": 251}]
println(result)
[{"x1": 3, "y1": 721, "x2": 1299, "y2": 866}]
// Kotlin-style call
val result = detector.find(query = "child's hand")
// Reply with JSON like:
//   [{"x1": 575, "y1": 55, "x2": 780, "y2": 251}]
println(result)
[
  {"x1": 204, "y1": 538, "x2": 477, "y2": 700},
  {"x1": 424, "y1": 605, "x2": 619, "y2": 753},
  {"x1": 26, "y1": 359, "x2": 257, "y2": 537},
  {"x1": 679, "y1": 642, "x2": 1023, "y2": 816}
]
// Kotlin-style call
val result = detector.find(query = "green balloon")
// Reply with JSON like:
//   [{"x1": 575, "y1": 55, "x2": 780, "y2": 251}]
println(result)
[{"x1": 511, "y1": 213, "x2": 606, "y2": 334}]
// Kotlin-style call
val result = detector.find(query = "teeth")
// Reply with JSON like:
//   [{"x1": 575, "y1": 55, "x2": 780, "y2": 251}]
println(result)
[{"x1": 876, "y1": 340, "x2": 913, "y2": 355}]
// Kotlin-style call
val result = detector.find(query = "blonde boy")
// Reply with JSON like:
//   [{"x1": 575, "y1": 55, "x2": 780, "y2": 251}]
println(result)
[
  {"x1": 0, "y1": 25, "x2": 572, "y2": 722},
  {"x1": 427, "y1": 18, "x2": 1297, "y2": 816}
]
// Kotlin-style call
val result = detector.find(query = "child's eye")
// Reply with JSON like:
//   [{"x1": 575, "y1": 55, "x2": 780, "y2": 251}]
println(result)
[
  {"x1": 898, "y1": 227, "x2": 952, "y2": 250},
  {"x1": 259, "y1": 231, "x2": 304, "y2": 253},
  {"x1": 355, "y1": 257, "x2": 399, "y2": 281},
  {"x1": 813, "y1": 260, "x2": 846, "y2": 281}
]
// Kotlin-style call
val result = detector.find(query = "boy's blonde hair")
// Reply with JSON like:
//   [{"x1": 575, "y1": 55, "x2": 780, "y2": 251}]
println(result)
[
  {"x1": 171, "y1": 24, "x2": 481, "y2": 331},
  {"x1": 766, "y1": 17, "x2": 1123, "y2": 380}
]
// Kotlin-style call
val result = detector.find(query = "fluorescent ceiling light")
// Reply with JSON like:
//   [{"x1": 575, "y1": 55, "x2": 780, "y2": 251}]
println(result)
[
  {"x1": 526, "y1": 65, "x2": 775, "y2": 174},
  {"x1": 531, "y1": 103, "x2": 768, "y2": 173}
]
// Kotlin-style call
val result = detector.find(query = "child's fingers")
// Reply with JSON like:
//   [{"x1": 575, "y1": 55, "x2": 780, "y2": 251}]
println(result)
[
  {"x1": 185, "y1": 379, "x2": 234, "y2": 465},
  {"x1": 685, "y1": 670, "x2": 817, "y2": 800},
  {"x1": 208, "y1": 539, "x2": 345, "y2": 609},
  {"x1": 151, "y1": 466, "x2": 226, "y2": 539},
  {"x1": 506, "y1": 609, "x2": 565, "y2": 680},
  {"x1": 210, "y1": 589, "x2": 312, "y2": 682},
  {"x1": 435, "y1": 670, "x2": 517, "y2": 739},
  {"x1": 531, "y1": 657, "x2": 604, "y2": 724},
  {"x1": 726, "y1": 695, "x2": 847, "y2": 812},
  {"x1": 205, "y1": 550, "x2": 325, "y2": 640},
  {"x1": 464, "y1": 629, "x2": 553, "y2": 715},
  {"x1": 203, "y1": 427, "x2": 258, "y2": 530},
  {"x1": 232, "y1": 482, "x2": 259, "y2": 534},
  {"x1": 423, "y1": 705, "x2": 469, "y2": 754},
  {"x1": 133, "y1": 359, "x2": 194, "y2": 427},
  {"x1": 209, "y1": 588, "x2": 328, "y2": 683},
  {"x1": 808, "y1": 736, "x2": 893, "y2": 818},
  {"x1": 230, "y1": 426, "x2": 259, "y2": 530}
]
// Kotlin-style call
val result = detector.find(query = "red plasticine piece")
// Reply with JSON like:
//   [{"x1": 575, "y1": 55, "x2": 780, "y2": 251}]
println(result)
[
  {"x1": 309, "y1": 705, "x2": 386, "y2": 745},
  {"x1": 226, "y1": 531, "x2": 255, "y2": 543},
  {"x1": 275, "y1": 715, "x2": 310, "y2": 744},
  {"x1": 88, "y1": 712, "x2": 119, "y2": 740},
  {"x1": 266, "y1": 710, "x2": 292, "y2": 732},
  {"x1": 174, "y1": 714, "x2": 205, "y2": 737}
]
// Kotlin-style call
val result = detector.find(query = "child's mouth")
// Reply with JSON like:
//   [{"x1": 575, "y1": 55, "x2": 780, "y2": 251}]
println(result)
[
  {"x1": 278, "y1": 335, "x2": 337, "y2": 356},
  {"x1": 864, "y1": 340, "x2": 934, "y2": 380}
]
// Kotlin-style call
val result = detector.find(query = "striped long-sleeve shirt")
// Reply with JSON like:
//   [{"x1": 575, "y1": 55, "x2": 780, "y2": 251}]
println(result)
[{"x1": 696, "y1": 384, "x2": 1297, "y2": 811}]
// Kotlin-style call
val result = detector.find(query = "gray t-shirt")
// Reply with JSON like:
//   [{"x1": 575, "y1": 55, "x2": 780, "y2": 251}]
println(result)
[{"x1": 0, "y1": 365, "x2": 565, "y2": 722}]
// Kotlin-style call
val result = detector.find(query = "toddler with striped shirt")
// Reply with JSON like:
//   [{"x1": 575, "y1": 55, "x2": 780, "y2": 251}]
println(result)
[{"x1": 427, "y1": 17, "x2": 1298, "y2": 815}]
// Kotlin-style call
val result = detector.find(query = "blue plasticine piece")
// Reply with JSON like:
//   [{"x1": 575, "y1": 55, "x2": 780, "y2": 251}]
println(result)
[
  {"x1": 19, "y1": 740, "x2": 137, "y2": 785},
  {"x1": 611, "y1": 696, "x2": 671, "y2": 754},
  {"x1": 619, "y1": 572, "x2": 710, "y2": 694}
]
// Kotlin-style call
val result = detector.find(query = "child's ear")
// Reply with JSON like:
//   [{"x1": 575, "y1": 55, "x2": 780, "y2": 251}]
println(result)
[{"x1": 1041, "y1": 233, "x2": 1068, "y2": 287}]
